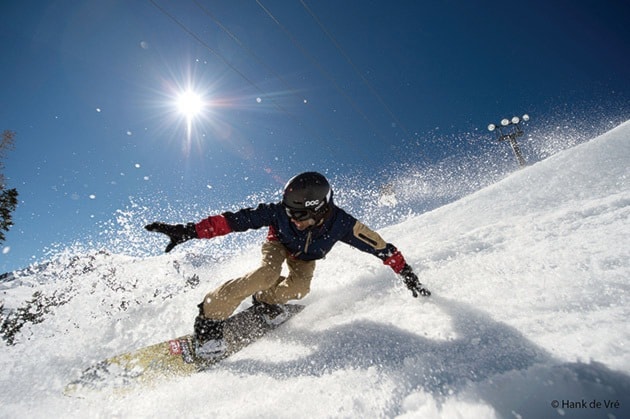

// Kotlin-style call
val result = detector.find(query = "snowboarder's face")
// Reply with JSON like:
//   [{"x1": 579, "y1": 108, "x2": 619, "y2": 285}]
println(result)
[{"x1": 291, "y1": 217, "x2": 315, "y2": 230}]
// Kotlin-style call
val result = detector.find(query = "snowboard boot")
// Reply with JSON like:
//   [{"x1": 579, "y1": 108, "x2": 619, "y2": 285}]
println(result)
[
  {"x1": 194, "y1": 303, "x2": 227, "y2": 360},
  {"x1": 252, "y1": 294, "x2": 289, "y2": 326}
]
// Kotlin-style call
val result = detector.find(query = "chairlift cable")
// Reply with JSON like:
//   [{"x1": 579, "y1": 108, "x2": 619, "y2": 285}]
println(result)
[
  {"x1": 299, "y1": 0, "x2": 411, "y2": 141},
  {"x1": 255, "y1": 0, "x2": 388, "y2": 145}
]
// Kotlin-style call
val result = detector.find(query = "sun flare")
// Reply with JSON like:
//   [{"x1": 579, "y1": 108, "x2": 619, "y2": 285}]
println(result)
[{"x1": 176, "y1": 90, "x2": 204, "y2": 118}]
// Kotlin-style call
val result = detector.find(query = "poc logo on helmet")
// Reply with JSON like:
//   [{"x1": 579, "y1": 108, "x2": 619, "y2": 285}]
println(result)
[
  {"x1": 307, "y1": 200, "x2": 326, "y2": 212},
  {"x1": 304, "y1": 200, "x2": 320, "y2": 208}
]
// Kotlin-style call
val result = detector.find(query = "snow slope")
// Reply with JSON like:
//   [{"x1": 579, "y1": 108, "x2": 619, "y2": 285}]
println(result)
[{"x1": 1, "y1": 122, "x2": 629, "y2": 418}]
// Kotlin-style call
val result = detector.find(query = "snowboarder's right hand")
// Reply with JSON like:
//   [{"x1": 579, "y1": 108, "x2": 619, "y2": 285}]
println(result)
[
  {"x1": 399, "y1": 264, "x2": 431, "y2": 297},
  {"x1": 145, "y1": 222, "x2": 198, "y2": 253}
]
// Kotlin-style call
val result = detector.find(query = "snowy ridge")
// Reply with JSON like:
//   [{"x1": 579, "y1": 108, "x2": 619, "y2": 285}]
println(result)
[{"x1": 1, "y1": 122, "x2": 629, "y2": 418}]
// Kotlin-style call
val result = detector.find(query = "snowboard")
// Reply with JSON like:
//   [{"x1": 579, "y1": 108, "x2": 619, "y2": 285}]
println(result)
[{"x1": 64, "y1": 304, "x2": 304, "y2": 396}]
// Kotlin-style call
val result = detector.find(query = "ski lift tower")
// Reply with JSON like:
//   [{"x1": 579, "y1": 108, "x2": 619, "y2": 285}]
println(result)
[{"x1": 487, "y1": 114, "x2": 530, "y2": 168}]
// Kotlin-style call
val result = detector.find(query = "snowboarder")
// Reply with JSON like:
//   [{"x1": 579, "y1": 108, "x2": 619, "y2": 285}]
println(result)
[{"x1": 145, "y1": 172, "x2": 430, "y2": 359}]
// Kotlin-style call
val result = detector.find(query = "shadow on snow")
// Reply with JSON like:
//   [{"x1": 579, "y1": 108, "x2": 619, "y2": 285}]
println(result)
[{"x1": 223, "y1": 296, "x2": 630, "y2": 418}]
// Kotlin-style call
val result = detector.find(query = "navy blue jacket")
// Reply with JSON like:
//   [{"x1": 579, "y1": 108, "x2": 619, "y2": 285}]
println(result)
[{"x1": 195, "y1": 202, "x2": 407, "y2": 272}]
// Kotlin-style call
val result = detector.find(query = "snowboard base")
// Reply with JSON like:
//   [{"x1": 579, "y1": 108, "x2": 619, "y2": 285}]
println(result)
[{"x1": 64, "y1": 304, "x2": 304, "y2": 396}]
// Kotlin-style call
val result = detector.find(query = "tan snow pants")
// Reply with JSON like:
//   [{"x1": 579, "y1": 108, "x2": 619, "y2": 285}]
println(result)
[{"x1": 201, "y1": 240, "x2": 316, "y2": 320}]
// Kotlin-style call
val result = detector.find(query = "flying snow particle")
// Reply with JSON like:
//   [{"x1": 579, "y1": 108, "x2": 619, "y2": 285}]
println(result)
[
  {"x1": 256, "y1": 97, "x2": 262, "y2": 103},
  {"x1": 96, "y1": 108, "x2": 102, "y2": 113},
  {"x1": 126, "y1": 131, "x2": 132, "y2": 136},
  {"x1": 207, "y1": 184, "x2": 213, "y2": 189},
  {"x1": 89, "y1": 194, "x2": 96, "y2": 200},
  {"x1": 2, "y1": 246, "x2": 9, "y2": 255},
  {"x1": 303, "y1": 99, "x2": 308, "y2": 104},
  {"x1": 140, "y1": 41, "x2": 149, "y2": 49},
  {"x1": 135, "y1": 164, "x2": 141, "y2": 169}
]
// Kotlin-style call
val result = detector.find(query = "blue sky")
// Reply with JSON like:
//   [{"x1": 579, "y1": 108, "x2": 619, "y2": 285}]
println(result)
[{"x1": 1, "y1": 0, "x2": 629, "y2": 273}]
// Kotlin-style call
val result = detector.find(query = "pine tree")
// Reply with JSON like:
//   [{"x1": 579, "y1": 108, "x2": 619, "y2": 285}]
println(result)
[{"x1": 0, "y1": 130, "x2": 18, "y2": 243}]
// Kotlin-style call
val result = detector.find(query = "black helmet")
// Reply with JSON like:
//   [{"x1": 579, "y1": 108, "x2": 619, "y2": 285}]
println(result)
[{"x1": 282, "y1": 172, "x2": 332, "y2": 221}]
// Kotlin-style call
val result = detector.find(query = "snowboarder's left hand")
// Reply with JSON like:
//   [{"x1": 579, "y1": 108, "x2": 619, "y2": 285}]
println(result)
[
  {"x1": 145, "y1": 222, "x2": 198, "y2": 253},
  {"x1": 399, "y1": 265, "x2": 431, "y2": 297}
]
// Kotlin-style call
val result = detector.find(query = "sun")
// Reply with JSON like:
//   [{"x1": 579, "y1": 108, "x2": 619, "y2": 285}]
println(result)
[
  {"x1": 172, "y1": 88, "x2": 207, "y2": 153},
  {"x1": 176, "y1": 90, "x2": 204, "y2": 119}
]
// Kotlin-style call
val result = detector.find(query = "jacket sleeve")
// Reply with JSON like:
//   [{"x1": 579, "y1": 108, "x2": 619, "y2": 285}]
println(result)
[
  {"x1": 341, "y1": 220, "x2": 408, "y2": 273},
  {"x1": 195, "y1": 204, "x2": 277, "y2": 239},
  {"x1": 223, "y1": 203, "x2": 278, "y2": 232},
  {"x1": 195, "y1": 203, "x2": 278, "y2": 239}
]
